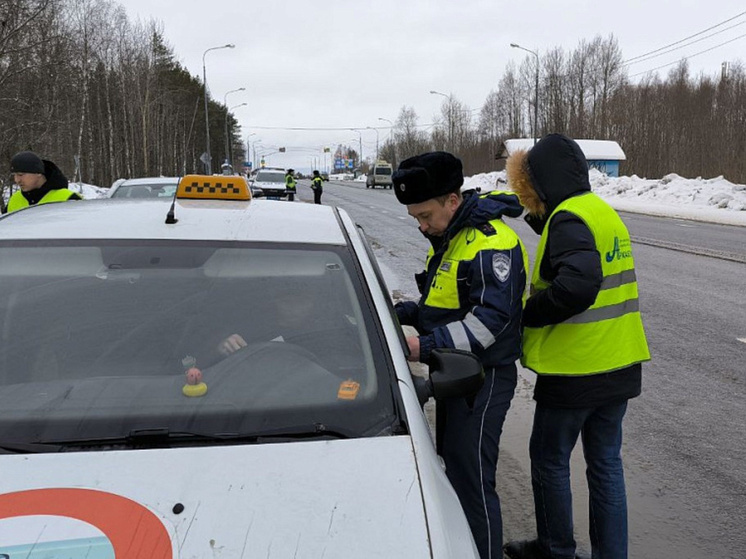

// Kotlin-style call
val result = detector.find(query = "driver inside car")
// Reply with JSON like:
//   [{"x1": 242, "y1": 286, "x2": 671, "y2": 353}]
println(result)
[{"x1": 214, "y1": 286, "x2": 363, "y2": 378}]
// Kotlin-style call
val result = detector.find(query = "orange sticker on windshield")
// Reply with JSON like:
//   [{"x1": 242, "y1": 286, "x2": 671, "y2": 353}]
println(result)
[{"x1": 337, "y1": 379, "x2": 360, "y2": 400}]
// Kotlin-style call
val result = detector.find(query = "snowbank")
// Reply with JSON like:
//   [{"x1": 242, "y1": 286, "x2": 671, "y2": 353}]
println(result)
[{"x1": 462, "y1": 169, "x2": 746, "y2": 227}]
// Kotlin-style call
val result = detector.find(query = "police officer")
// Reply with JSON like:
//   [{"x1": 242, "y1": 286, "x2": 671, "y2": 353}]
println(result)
[
  {"x1": 310, "y1": 170, "x2": 323, "y2": 205},
  {"x1": 392, "y1": 151, "x2": 527, "y2": 559},
  {"x1": 6, "y1": 151, "x2": 81, "y2": 213},
  {"x1": 502, "y1": 134, "x2": 650, "y2": 559},
  {"x1": 285, "y1": 168, "x2": 297, "y2": 201}
]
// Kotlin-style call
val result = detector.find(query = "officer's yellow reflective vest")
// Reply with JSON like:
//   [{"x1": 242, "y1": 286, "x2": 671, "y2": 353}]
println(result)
[
  {"x1": 423, "y1": 216, "x2": 528, "y2": 311},
  {"x1": 522, "y1": 192, "x2": 650, "y2": 375},
  {"x1": 7, "y1": 188, "x2": 80, "y2": 213},
  {"x1": 285, "y1": 175, "x2": 296, "y2": 190}
]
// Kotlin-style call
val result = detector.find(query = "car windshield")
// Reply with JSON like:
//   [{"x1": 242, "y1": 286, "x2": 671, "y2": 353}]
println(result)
[
  {"x1": 254, "y1": 172, "x2": 285, "y2": 183},
  {"x1": 111, "y1": 183, "x2": 178, "y2": 198},
  {"x1": 376, "y1": 168, "x2": 392, "y2": 176},
  {"x1": 0, "y1": 241, "x2": 398, "y2": 447}
]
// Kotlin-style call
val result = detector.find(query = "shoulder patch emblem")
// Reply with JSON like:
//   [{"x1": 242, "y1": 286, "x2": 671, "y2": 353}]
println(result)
[
  {"x1": 492, "y1": 253, "x2": 511, "y2": 282},
  {"x1": 478, "y1": 222, "x2": 497, "y2": 236}
]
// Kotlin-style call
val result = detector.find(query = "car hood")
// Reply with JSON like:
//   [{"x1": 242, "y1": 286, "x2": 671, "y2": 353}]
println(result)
[
  {"x1": 254, "y1": 180, "x2": 285, "y2": 187},
  {"x1": 0, "y1": 436, "x2": 432, "y2": 558}
]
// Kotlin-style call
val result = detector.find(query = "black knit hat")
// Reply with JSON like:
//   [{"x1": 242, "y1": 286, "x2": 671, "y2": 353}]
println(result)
[
  {"x1": 10, "y1": 151, "x2": 45, "y2": 174},
  {"x1": 392, "y1": 151, "x2": 463, "y2": 205}
]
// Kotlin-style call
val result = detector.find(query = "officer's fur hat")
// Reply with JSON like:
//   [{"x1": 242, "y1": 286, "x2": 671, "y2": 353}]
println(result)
[{"x1": 392, "y1": 151, "x2": 463, "y2": 205}]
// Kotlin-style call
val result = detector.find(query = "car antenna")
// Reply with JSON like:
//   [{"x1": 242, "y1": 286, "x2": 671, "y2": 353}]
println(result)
[{"x1": 165, "y1": 177, "x2": 180, "y2": 224}]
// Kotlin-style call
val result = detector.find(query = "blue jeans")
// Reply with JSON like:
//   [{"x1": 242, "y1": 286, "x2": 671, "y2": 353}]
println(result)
[
  {"x1": 530, "y1": 401, "x2": 629, "y2": 559},
  {"x1": 440, "y1": 364, "x2": 517, "y2": 559}
]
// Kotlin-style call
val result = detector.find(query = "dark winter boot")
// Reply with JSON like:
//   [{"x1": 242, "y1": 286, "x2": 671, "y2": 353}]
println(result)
[
  {"x1": 503, "y1": 539, "x2": 591, "y2": 559},
  {"x1": 503, "y1": 539, "x2": 549, "y2": 559}
]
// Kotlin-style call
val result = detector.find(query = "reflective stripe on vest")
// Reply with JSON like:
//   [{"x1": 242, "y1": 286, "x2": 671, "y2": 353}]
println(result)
[
  {"x1": 522, "y1": 192, "x2": 650, "y2": 375},
  {"x1": 423, "y1": 217, "x2": 528, "y2": 312},
  {"x1": 7, "y1": 188, "x2": 78, "y2": 213}
]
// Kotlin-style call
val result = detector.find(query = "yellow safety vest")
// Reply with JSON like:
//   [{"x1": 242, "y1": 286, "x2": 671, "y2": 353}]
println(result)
[
  {"x1": 7, "y1": 188, "x2": 80, "y2": 213},
  {"x1": 423, "y1": 217, "x2": 528, "y2": 311},
  {"x1": 522, "y1": 192, "x2": 650, "y2": 375}
]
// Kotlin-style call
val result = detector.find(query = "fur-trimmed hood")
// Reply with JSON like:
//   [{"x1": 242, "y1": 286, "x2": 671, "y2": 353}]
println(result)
[{"x1": 506, "y1": 134, "x2": 591, "y2": 222}]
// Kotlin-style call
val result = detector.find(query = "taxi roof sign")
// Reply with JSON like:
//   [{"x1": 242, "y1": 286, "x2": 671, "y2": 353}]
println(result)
[{"x1": 177, "y1": 174, "x2": 250, "y2": 201}]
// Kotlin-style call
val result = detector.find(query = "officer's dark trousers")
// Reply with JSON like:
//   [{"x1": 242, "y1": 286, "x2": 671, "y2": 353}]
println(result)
[
  {"x1": 438, "y1": 363, "x2": 517, "y2": 559},
  {"x1": 313, "y1": 190, "x2": 322, "y2": 204},
  {"x1": 287, "y1": 190, "x2": 295, "y2": 201}
]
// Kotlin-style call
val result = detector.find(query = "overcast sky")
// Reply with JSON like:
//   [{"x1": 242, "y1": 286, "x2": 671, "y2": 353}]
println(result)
[{"x1": 122, "y1": 0, "x2": 745, "y2": 172}]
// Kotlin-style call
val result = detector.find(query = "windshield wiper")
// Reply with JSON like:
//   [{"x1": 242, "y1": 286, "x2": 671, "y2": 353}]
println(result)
[
  {"x1": 40, "y1": 428, "x2": 221, "y2": 450},
  {"x1": 0, "y1": 441, "x2": 64, "y2": 454},
  {"x1": 222, "y1": 423, "x2": 354, "y2": 442},
  {"x1": 40, "y1": 424, "x2": 354, "y2": 450}
]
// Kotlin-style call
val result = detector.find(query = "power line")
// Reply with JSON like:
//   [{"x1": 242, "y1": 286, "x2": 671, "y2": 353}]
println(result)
[
  {"x1": 624, "y1": 9, "x2": 746, "y2": 63},
  {"x1": 629, "y1": 32, "x2": 746, "y2": 78},
  {"x1": 624, "y1": 19, "x2": 746, "y2": 66}
]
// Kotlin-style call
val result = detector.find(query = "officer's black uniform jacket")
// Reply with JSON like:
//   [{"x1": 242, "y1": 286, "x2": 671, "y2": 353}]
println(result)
[
  {"x1": 507, "y1": 134, "x2": 641, "y2": 408},
  {"x1": 395, "y1": 190, "x2": 526, "y2": 369}
]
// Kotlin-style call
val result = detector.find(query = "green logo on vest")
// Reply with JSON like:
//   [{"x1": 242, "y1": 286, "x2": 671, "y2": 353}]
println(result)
[{"x1": 605, "y1": 237, "x2": 632, "y2": 262}]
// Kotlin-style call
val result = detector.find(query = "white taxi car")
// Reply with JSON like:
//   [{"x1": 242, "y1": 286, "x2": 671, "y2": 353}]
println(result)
[
  {"x1": 249, "y1": 167, "x2": 288, "y2": 199},
  {"x1": 0, "y1": 175, "x2": 483, "y2": 558}
]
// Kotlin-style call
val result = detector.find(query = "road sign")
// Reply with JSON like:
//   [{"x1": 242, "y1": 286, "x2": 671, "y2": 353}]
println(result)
[{"x1": 199, "y1": 152, "x2": 211, "y2": 165}]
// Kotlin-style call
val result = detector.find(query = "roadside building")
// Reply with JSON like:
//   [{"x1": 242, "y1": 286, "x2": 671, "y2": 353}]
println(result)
[{"x1": 499, "y1": 138, "x2": 626, "y2": 177}]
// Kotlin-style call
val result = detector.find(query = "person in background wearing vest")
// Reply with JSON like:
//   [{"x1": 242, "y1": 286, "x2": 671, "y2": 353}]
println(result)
[
  {"x1": 285, "y1": 168, "x2": 297, "y2": 202},
  {"x1": 502, "y1": 134, "x2": 650, "y2": 559},
  {"x1": 5, "y1": 151, "x2": 81, "y2": 213},
  {"x1": 392, "y1": 152, "x2": 528, "y2": 559},
  {"x1": 310, "y1": 170, "x2": 323, "y2": 204}
]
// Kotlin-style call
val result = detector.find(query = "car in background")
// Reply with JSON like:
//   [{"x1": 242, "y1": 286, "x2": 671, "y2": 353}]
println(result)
[
  {"x1": 0, "y1": 174, "x2": 483, "y2": 557},
  {"x1": 249, "y1": 168, "x2": 287, "y2": 199},
  {"x1": 321, "y1": 172, "x2": 329, "y2": 181},
  {"x1": 108, "y1": 177, "x2": 179, "y2": 199},
  {"x1": 366, "y1": 161, "x2": 394, "y2": 189}
]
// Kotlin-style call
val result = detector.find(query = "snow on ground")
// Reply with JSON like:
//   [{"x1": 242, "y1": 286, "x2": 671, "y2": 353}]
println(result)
[
  {"x1": 68, "y1": 181, "x2": 109, "y2": 199},
  {"x1": 462, "y1": 169, "x2": 746, "y2": 227}
]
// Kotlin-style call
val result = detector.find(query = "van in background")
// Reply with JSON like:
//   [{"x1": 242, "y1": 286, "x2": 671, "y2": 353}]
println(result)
[{"x1": 366, "y1": 161, "x2": 393, "y2": 189}]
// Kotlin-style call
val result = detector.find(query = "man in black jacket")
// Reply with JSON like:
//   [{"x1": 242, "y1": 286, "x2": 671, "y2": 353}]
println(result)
[{"x1": 503, "y1": 135, "x2": 649, "y2": 559}]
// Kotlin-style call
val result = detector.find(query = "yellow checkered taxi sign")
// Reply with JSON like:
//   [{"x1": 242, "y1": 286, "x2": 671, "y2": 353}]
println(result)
[{"x1": 177, "y1": 174, "x2": 251, "y2": 201}]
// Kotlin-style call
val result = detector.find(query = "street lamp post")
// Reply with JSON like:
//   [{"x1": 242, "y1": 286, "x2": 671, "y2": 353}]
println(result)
[
  {"x1": 352, "y1": 130, "x2": 362, "y2": 169},
  {"x1": 251, "y1": 139, "x2": 262, "y2": 169},
  {"x1": 202, "y1": 43, "x2": 235, "y2": 175},
  {"x1": 378, "y1": 117, "x2": 396, "y2": 166},
  {"x1": 225, "y1": 102, "x2": 247, "y2": 168},
  {"x1": 223, "y1": 88, "x2": 246, "y2": 166},
  {"x1": 245, "y1": 133, "x2": 256, "y2": 174},
  {"x1": 367, "y1": 127, "x2": 379, "y2": 163},
  {"x1": 510, "y1": 43, "x2": 539, "y2": 144},
  {"x1": 430, "y1": 90, "x2": 453, "y2": 151}
]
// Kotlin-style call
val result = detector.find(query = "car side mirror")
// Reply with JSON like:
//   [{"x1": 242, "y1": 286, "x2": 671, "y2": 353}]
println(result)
[{"x1": 412, "y1": 348, "x2": 484, "y2": 407}]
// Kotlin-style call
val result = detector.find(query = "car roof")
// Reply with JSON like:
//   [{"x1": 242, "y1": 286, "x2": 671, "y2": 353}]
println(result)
[
  {"x1": 0, "y1": 199, "x2": 347, "y2": 245},
  {"x1": 114, "y1": 177, "x2": 180, "y2": 186}
]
